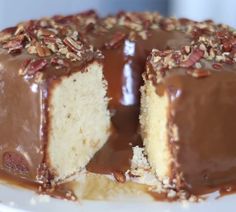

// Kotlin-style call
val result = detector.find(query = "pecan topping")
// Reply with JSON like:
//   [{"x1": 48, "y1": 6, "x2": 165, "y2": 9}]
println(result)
[
  {"x1": 113, "y1": 171, "x2": 126, "y2": 183},
  {"x1": 50, "y1": 57, "x2": 70, "y2": 68},
  {"x1": 212, "y1": 63, "x2": 223, "y2": 69},
  {"x1": 0, "y1": 31, "x2": 12, "y2": 43},
  {"x1": 0, "y1": 27, "x2": 16, "y2": 43},
  {"x1": 18, "y1": 59, "x2": 31, "y2": 75},
  {"x1": 181, "y1": 49, "x2": 204, "y2": 68},
  {"x1": 19, "y1": 59, "x2": 48, "y2": 76},
  {"x1": 187, "y1": 69, "x2": 211, "y2": 78},
  {"x1": 35, "y1": 42, "x2": 51, "y2": 57},
  {"x1": 63, "y1": 37, "x2": 83, "y2": 53},
  {"x1": 37, "y1": 28, "x2": 57, "y2": 38},
  {"x1": 2, "y1": 35, "x2": 25, "y2": 54}
]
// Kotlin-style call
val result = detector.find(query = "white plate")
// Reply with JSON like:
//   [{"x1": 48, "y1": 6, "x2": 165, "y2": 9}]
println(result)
[{"x1": 0, "y1": 183, "x2": 235, "y2": 212}]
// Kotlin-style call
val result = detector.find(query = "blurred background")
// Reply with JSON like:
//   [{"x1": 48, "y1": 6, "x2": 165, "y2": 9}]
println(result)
[{"x1": 0, "y1": 0, "x2": 235, "y2": 29}]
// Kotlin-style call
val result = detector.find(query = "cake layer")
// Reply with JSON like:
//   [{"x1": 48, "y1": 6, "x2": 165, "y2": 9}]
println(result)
[{"x1": 141, "y1": 29, "x2": 236, "y2": 194}]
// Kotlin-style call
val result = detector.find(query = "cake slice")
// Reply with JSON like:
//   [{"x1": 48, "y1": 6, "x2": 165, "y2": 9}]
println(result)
[
  {"x1": 140, "y1": 31, "x2": 236, "y2": 194},
  {"x1": 0, "y1": 18, "x2": 110, "y2": 185}
]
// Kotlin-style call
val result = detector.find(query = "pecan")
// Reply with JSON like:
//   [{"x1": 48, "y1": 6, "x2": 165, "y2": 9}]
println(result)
[
  {"x1": 222, "y1": 38, "x2": 236, "y2": 52},
  {"x1": 14, "y1": 24, "x2": 25, "y2": 36},
  {"x1": 35, "y1": 42, "x2": 51, "y2": 57},
  {"x1": 43, "y1": 36, "x2": 57, "y2": 44},
  {"x1": 34, "y1": 72, "x2": 44, "y2": 83},
  {"x1": 27, "y1": 45, "x2": 37, "y2": 54},
  {"x1": 113, "y1": 171, "x2": 126, "y2": 183},
  {"x1": 50, "y1": 57, "x2": 70, "y2": 68},
  {"x1": 0, "y1": 27, "x2": 16, "y2": 43},
  {"x1": 0, "y1": 32, "x2": 12, "y2": 43},
  {"x1": 19, "y1": 59, "x2": 48, "y2": 75},
  {"x1": 18, "y1": 59, "x2": 31, "y2": 75},
  {"x1": 188, "y1": 69, "x2": 211, "y2": 78},
  {"x1": 63, "y1": 37, "x2": 83, "y2": 52},
  {"x1": 183, "y1": 45, "x2": 191, "y2": 54},
  {"x1": 85, "y1": 22, "x2": 95, "y2": 32},
  {"x1": 2, "y1": 37, "x2": 24, "y2": 54},
  {"x1": 138, "y1": 30, "x2": 148, "y2": 40},
  {"x1": 43, "y1": 37, "x2": 58, "y2": 52},
  {"x1": 37, "y1": 28, "x2": 57, "y2": 38},
  {"x1": 66, "y1": 52, "x2": 80, "y2": 61},
  {"x1": 159, "y1": 18, "x2": 175, "y2": 31},
  {"x1": 216, "y1": 30, "x2": 230, "y2": 40},
  {"x1": 105, "y1": 32, "x2": 126, "y2": 49},
  {"x1": 181, "y1": 49, "x2": 204, "y2": 68},
  {"x1": 212, "y1": 63, "x2": 223, "y2": 69},
  {"x1": 222, "y1": 40, "x2": 232, "y2": 52}
]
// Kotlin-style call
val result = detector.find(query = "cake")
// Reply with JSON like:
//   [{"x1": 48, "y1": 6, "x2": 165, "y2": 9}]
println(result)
[
  {"x1": 0, "y1": 14, "x2": 110, "y2": 185},
  {"x1": 140, "y1": 29, "x2": 236, "y2": 194},
  {"x1": 1, "y1": 10, "x2": 236, "y2": 198}
]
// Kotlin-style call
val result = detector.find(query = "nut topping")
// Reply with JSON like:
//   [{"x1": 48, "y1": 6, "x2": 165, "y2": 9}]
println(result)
[
  {"x1": 113, "y1": 171, "x2": 126, "y2": 183},
  {"x1": 187, "y1": 69, "x2": 211, "y2": 78},
  {"x1": 50, "y1": 57, "x2": 70, "y2": 68},
  {"x1": 63, "y1": 37, "x2": 83, "y2": 53},
  {"x1": 19, "y1": 59, "x2": 48, "y2": 76},
  {"x1": 35, "y1": 42, "x2": 51, "y2": 57},
  {"x1": 181, "y1": 49, "x2": 204, "y2": 68},
  {"x1": 2, "y1": 35, "x2": 25, "y2": 54}
]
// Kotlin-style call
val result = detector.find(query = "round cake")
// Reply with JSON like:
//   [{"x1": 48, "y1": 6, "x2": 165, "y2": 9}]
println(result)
[{"x1": 0, "y1": 10, "x2": 236, "y2": 200}]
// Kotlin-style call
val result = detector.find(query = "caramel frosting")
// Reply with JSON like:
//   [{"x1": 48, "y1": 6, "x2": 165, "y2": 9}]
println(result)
[{"x1": 147, "y1": 29, "x2": 236, "y2": 194}]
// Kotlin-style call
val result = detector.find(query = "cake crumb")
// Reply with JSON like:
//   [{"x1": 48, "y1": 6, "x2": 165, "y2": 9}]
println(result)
[{"x1": 131, "y1": 146, "x2": 150, "y2": 170}]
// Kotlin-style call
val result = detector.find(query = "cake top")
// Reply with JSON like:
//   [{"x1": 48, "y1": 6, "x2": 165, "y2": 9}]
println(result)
[
  {"x1": 146, "y1": 27, "x2": 236, "y2": 84},
  {"x1": 0, "y1": 10, "x2": 234, "y2": 78},
  {"x1": 0, "y1": 10, "x2": 102, "y2": 80}
]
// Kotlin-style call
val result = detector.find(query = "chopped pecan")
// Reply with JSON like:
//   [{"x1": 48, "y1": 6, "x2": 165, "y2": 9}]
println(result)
[
  {"x1": 181, "y1": 49, "x2": 204, "y2": 68},
  {"x1": 63, "y1": 37, "x2": 83, "y2": 52},
  {"x1": 187, "y1": 69, "x2": 211, "y2": 78},
  {"x1": 27, "y1": 45, "x2": 37, "y2": 54},
  {"x1": 43, "y1": 37, "x2": 58, "y2": 52},
  {"x1": 0, "y1": 27, "x2": 16, "y2": 43},
  {"x1": 0, "y1": 32, "x2": 12, "y2": 43},
  {"x1": 19, "y1": 59, "x2": 48, "y2": 75},
  {"x1": 35, "y1": 42, "x2": 51, "y2": 57},
  {"x1": 113, "y1": 171, "x2": 126, "y2": 183},
  {"x1": 50, "y1": 57, "x2": 70, "y2": 68},
  {"x1": 18, "y1": 59, "x2": 31, "y2": 75},
  {"x1": 37, "y1": 28, "x2": 57, "y2": 38},
  {"x1": 14, "y1": 24, "x2": 25, "y2": 36},
  {"x1": 2, "y1": 35, "x2": 25, "y2": 54},
  {"x1": 222, "y1": 38, "x2": 236, "y2": 52},
  {"x1": 212, "y1": 63, "x2": 223, "y2": 69}
]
